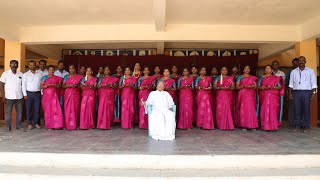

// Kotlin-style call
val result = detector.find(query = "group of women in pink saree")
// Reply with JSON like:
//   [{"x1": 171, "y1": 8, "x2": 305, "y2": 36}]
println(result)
[{"x1": 40, "y1": 62, "x2": 284, "y2": 132}]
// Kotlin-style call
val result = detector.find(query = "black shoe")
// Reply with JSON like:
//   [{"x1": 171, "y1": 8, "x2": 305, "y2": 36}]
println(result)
[
  {"x1": 7, "y1": 127, "x2": 11, "y2": 131},
  {"x1": 16, "y1": 126, "x2": 23, "y2": 130}
]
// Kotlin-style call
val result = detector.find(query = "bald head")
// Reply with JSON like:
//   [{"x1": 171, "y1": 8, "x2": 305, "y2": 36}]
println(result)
[{"x1": 157, "y1": 81, "x2": 165, "y2": 91}]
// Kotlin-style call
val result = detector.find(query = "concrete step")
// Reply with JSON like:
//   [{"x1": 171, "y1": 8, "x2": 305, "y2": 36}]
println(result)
[
  {"x1": 0, "y1": 152, "x2": 320, "y2": 170},
  {"x1": 1, "y1": 152, "x2": 320, "y2": 179},
  {"x1": 0, "y1": 166, "x2": 320, "y2": 180}
]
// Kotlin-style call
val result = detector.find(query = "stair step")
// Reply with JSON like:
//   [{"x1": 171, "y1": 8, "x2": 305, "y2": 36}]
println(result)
[
  {"x1": 1, "y1": 152, "x2": 320, "y2": 170},
  {"x1": 1, "y1": 166, "x2": 320, "y2": 180}
]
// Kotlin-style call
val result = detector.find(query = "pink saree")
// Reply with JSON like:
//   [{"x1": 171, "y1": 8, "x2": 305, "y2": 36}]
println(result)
[
  {"x1": 210, "y1": 76, "x2": 217, "y2": 123},
  {"x1": 215, "y1": 76, "x2": 234, "y2": 130},
  {"x1": 97, "y1": 76, "x2": 119, "y2": 129},
  {"x1": 236, "y1": 76, "x2": 258, "y2": 129},
  {"x1": 112, "y1": 74, "x2": 122, "y2": 122},
  {"x1": 133, "y1": 72, "x2": 141, "y2": 124},
  {"x1": 170, "y1": 74, "x2": 181, "y2": 118},
  {"x1": 192, "y1": 75, "x2": 198, "y2": 124},
  {"x1": 120, "y1": 76, "x2": 137, "y2": 129},
  {"x1": 259, "y1": 75, "x2": 281, "y2": 130},
  {"x1": 138, "y1": 76, "x2": 155, "y2": 129},
  {"x1": 232, "y1": 75, "x2": 239, "y2": 126},
  {"x1": 177, "y1": 77, "x2": 194, "y2": 129},
  {"x1": 195, "y1": 76, "x2": 214, "y2": 130},
  {"x1": 64, "y1": 74, "x2": 83, "y2": 130},
  {"x1": 79, "y1": 77, "x2": 97, "y2": 130},
  {"x1": 42, "y1": 76, "x2": 64, "y2": 129},
  {"x1": 153, "y1": 74, "x2": 163, "y2": 82},
  {"x1": 161, "y1": 78, "x2": 176, "y2": 101}
]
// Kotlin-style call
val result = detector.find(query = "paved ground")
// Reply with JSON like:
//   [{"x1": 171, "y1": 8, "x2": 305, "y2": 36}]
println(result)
[{"x1": 0, "y1": 124, "x2": 320, "y2": 155}]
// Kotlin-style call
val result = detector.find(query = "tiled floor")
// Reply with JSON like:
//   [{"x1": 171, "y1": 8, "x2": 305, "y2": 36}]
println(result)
[{"x1": 0, "y1": 124, "x2": 320, "y2": 155}]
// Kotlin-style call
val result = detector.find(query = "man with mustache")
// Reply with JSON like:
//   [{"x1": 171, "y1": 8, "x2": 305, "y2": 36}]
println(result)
[
  {"x1": 288, "y1": 56, "x2": 317, "y2": 133},
  {"x1": 0, "y1": 60, "x2": 24, "y2": 131}
]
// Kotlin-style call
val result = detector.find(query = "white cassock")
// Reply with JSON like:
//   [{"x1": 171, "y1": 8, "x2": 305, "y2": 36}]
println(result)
[{"x1": 146, "y1": 90, "x2": 176, "y2": 140}]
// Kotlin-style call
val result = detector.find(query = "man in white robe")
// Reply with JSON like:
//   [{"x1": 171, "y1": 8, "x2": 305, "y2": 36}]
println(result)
[{"x1": 145, "y1": 81, "x2": 176, "y2": 140}]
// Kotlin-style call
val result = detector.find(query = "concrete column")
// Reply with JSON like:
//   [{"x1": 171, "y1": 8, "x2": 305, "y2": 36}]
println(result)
[
  {"x1": 4, "y1": 41, "x2": 25, "y2": 72},
  {"x1": 0, "y1": 39, "x2": 4, "y2": 123},
  {"x1": 295, "y1": 39, "x2": 319, "y2": 127}
]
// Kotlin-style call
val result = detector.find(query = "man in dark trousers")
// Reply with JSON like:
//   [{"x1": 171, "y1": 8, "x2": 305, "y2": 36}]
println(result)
[
  {"x1": 289, "y1": 56, "x2": 317, "y2": 133},
  {"x1": 22, "y1": 60, "x2": 43, "y2": 130},
  {"x1": 286, "y1": 58, "x2": 299, "y2": 127},
  {"x1": 0, "y1": 60, "x2": 24, "y2": 131}
]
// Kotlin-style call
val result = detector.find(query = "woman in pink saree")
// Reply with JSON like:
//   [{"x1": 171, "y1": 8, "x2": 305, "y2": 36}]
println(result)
[
  {"x1": 138, "y1": 67, "x2": 155, "y2": 129},
  {"x1": 79, "y1": 67, "x2": 97, "y2": 130},
  {"x1": 231, "y1": 65, "x2": 240, "y2": 126},
  {"x1": 153, "y1": 66, "x2": 163, "y2": 82},
  {"x1": 97, "y1": 66, "x2": 119, "y2": 130},
  {"x1": 120, "y1": 67, "x2": 137, "y2": 129},
  {"x1": 195, "y1": 67, "x2": 214, "y2": 130},
  {"x1": 177, "y1": 68, "x2": 194, "y2": 129},
  {"x1": 210, "y1": 67, "x2": 218, "y2": 122},
  {"x1": 40, "y1": 65, "x2": 64, "y2": 130},
  {"x1": 112, "y1": 65, "x2": 123, "y2": 123},
  {"x1": 214, "y1": 67, "x2": 235, "y2": 130},
  {"x1": 170, "y1": 65, "x2": 181, "y2": 115},
  {"x1": 133, "y1": 62, "x2": 142, "y2": 79},
  {"x1": 235, "y1": 65, "x2": 258, "y2": 130},
  {"x1": 62, "y1": 65, "x2": 83, "y2": 130},
  {"x1": 79, "y1": 65, "x2": 86, "y2": 77},
  {"x1": 191, "y1": 65, "x2": 199, "y2": 124},
  {"x1": 158, "y1": 69, "x2": 176, "y2": 101},
  {"x1": 258, "y1": 65, "x2": 282, "y2": 131},
  {"x1": 133, "y1": 63, "x2": 142, "y2": 124},
  {"x1": 170, "y1": 65, "x2": 181, "y2": 82}
]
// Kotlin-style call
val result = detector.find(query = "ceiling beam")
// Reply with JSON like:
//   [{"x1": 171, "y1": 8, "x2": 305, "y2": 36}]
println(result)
[
  {"x1": 20, "y1": 24, "x2": 300, "y2": 44},
  {"x1": 258, "y1": 43, "x2": 296, "y2": 60},
  {"x1": 153, "y1": 0, "x2": 166, "y2": 32},
  {"x1": 300, "y1": 15, "x2": 320, "y2": 40},
  {"x1": 156, "y1": 41, "x2": 164, "y2": 54},
  {"x1": 26, "y1": 44, "x2": 62, "y2": 61}
]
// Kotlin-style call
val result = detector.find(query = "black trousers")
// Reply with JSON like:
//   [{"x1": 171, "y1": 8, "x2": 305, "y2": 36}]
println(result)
[
  {"x1": 25, "y1": 91, "x2": 41, "y2": 125},
  {"x1": 292, "y1": 90, "x2": 312, "y2": 129},
  {"x1": 5, "y1": 99, "x2": 23, "y2": 128}
]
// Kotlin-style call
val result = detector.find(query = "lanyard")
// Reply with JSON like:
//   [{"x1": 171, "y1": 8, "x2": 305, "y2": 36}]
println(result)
[{"x1": 299, "y1": 70, "x2": 301, "y2": 84}]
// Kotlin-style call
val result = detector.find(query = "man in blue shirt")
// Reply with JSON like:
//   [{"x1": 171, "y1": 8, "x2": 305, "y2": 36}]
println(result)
[{"x1": 288, "y1": 56, "x2": 317, "y2": 133}]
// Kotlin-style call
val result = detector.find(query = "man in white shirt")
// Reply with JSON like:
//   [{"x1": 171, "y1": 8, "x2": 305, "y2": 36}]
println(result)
[
  {"x1": 54, "y1": 61, "x2": 69, "y2": 78},
  {"x1": 36, "y1": 59, "x2": 48, "y2": 96},
  {"x1": 144, "y1": 80, "x2": 176, "y2": 140},
  {"x1": 272, "y1": 60, "x2": 286, "y2": 125},
  {"x1": 54, "y1": 61, "x2": 68, "y2": 108},
  {"x1": 272, "y1": 60, "x2": 286, "y2": 81},
  {"x1": 22, "y1": 60, "x2": 43, "y2": 130},
  {"x1": 36, "y1": 59, "x2": 48, "y2": 77},
  {"x1": 286, "y1": 58, "x2": 299, "y2": 127},
  {"x1": 289, "y1": 56, "x2": 317, "y2": 133},
  {"x1": 0, "y1": 60, "x2": 24, "y2": 131}
]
